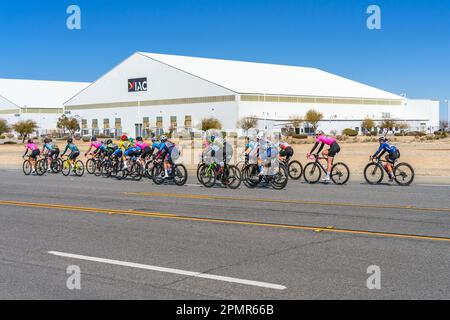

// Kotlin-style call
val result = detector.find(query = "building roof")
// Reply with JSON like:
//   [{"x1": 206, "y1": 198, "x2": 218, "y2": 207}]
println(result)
[
  {"x1": 0, "y1": 78, "x2": 90, "y2": 109},
  {"x1": 140, "y1": 52, "x2": 404, "y2": 100}
]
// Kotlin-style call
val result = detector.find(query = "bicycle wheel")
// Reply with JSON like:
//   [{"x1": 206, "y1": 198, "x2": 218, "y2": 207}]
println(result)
[
  {"x1": 199, "y1": 165, "x2": 216, "y2": 187},
  {"x1": 50, "y1": 159, "x2": 61, "y2": 173},
  {"x1": 331, "y1": 162, "x2": 350, "y2": 185},
  {"x1": 242, "y1": 164, "x2": 260, "y2": 188},
  {"x1": 62, "y1": 160, "x2": 72, "y2": 176},
  {"x1": 224, "y1": 165, "x2": 242, "y2": 189},
  {"x1": 288, "y1": 160, "x2": 303, "y2": 180},
  {"x1": 86, "y1": 158, "x2": 96, "y2": 174},
  {"x1": 271, "y1": 165, "x2": 289, "y2": 190},
  {"x1": 363, "y1": 163, "x2": 384, "y2": 185},
  {"x1": 196, "y1": 163, "x2": 206, "y2": 183},
  {"x1": 394, "y1": 163, "x2": 415, "y2": 186},
  {"x1": 173, "y1": 164, "x2": 188, "y2": 186},
  {"x1": 144, "y1": 161, "x2": 154, "y2": 179},
  {"x1": 74, "y1": 160, "x2": 85, "y2": 176},
  {"x1": 35, "y1": 159, "x2": 46, "y2": 176},
  {"x1": 151, "y1": 165, "x2": 165, "y2": 185},
  {"x1": 94, "y1": 160, "x2": 103, "y2": 177},
  {"x1": 101, "y1": 161, "x2": 112, "y2": 178},
  {"x1": 22, "y1": 160, "x2": 33, "y2": 175},
  {"x1": 303, "y1": 162, "x2": 322, "y2": 184},
  {"x1": 131, "y1": 162, "x2": 143, "y2": 181}
]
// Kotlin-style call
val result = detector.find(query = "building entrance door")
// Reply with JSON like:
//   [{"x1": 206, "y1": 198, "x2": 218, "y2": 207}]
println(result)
[{"x1": 135, "y1": 123, "x2": 143, "y2": 138}]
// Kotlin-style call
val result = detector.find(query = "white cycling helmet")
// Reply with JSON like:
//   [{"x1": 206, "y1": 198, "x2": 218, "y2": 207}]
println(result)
[
  {"x1": 160, "y1": 135, "x2": 167, "y2": 142},
  {"x1": 257, "y1": 132, "x2": 265, "y2": 140}
]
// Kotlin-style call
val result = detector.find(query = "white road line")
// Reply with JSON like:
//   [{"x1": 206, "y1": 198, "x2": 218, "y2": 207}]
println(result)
[{"x1": 48, "y1": 251, "x2": 286, "y2": 290}]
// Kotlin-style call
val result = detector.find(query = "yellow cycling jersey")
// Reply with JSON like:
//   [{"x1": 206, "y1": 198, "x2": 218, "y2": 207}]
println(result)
[{"x1": 119, "y1": 140, "x2": 134, "y2": 151}]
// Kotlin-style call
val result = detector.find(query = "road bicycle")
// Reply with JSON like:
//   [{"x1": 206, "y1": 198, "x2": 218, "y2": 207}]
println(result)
[
  {"x1": 364, "y1": 157, "x2": 415, "y2": 186},
  {"x1": 85, "y1": 153, "x2": 103, "y2": 175},
  {"x1": 116, "y1": 156, "x2": 143, "y2": 181},
  {"x1": 100, "y1": 156, "x2": 124, "y2": 179},
  {"x1": 61, "y1": 156, "x2": 85, "y2": 177},
  {"x1": 36, "y1": 153, "x2": 63, "y2": 174},
  {"x1": 242, "y1": 161, "x2": 289, "y2": 190},
  {"x1": 22, "y1": 155, "x2": 45, "y2": 176},
  {"x1": 198, "y1": 161, "x2": 242, "y2": 189},
  {"x1": 303, "y1": 154, "x2": 350, "y2": 185},
  {"x1": 151, "y1": 158, "x2": 188, "y2": 186}
]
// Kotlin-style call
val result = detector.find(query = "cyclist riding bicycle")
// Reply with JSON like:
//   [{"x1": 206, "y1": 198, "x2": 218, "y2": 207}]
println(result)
[
  {"x1": 84, "y1": 136, "x2": 102, "y2": 157},
  {"x1": 123, "y1": 138, "x2": 140, "y2": 170},
  {"x1": 307, "y1": 130, "x2": 341, "y2": 182},
  {"x1": 371, "y1": 136, "x2": 400, "y2": 182},
  {"x1": 61, "y1": 138, "x2": 80, "y2": 168},
  {"x1": 136, "y1": 137, "x2": 152, "y2": 165},
  {"x1": 156, "y1": 135, "x2": 178, "y2": 179},
  {"x1": 23, "y1": 139, "x2": 40, "y2": 174},
  {"x1": 42, "y1": 138, "x2": 60, "y2": 172},
  {"x1": 279, "y1": 141, "x2": 294, "y2": 162}
]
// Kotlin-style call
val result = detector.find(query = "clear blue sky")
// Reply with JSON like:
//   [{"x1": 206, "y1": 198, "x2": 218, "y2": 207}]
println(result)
[{"x1": 0, "y1": 0, "x2": 449, "y2": 101}]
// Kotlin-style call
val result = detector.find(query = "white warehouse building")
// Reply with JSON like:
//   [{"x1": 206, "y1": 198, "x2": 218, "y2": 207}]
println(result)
[
  {"x1": 63, "y1": 52, "x2": 440, "y2": 137},
  {"x1": 0, "y1": 78, "x2": 90, "y2": 135}
]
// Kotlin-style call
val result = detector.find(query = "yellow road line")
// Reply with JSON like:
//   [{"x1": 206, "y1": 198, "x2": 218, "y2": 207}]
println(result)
[
  {"x1": 0, "y1": 200, "x2": 177, "y2": 218},
  {"x1": 0, "y1": 200, "x2": 449, "y2": 243},
  {"x1": 125, "y1": 192, "x2": 450, "y2": 213}
]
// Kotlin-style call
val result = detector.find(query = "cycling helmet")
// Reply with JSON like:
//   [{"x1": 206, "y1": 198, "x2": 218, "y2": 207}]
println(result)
[
  {"x1": 315, "y1": 130, "x2": 324, "y2": 136},
  {"x1": 121, "y1": 135, "x2": 128, "y2": 141},
  {"x1": 209, "y1": 135, "x2": 216, "y2": 143},
  {"x1": 256, "y1": 132, "x2": 265, "y2": 140},
  {"x1": 106, "y1": 139, "x2": 113, "y2": 145},
  {"x1": 27, "y1": 139, "x2": 33, "y2": 144},
  {"x1": 91, "y1": 136, "x2": 97, "y2": 142},
  {"x1": 136, "y1": 136, "x2": 143, "y2": 142},
  {"x1": 43, "y1": 138, "x2": 50, "y2": 144},
  {"x1": 151, "y1": 136, "x2": 157, "y2": 142},
  {"x1": 67, "y1": 138, "x2": 73, "y2": 143},
  {"x1": 379, "y1": 136, "x2": 388, "y2": 143},
  {"x1": 160, "y1": 135, "x2": 167, "y2": 142}
]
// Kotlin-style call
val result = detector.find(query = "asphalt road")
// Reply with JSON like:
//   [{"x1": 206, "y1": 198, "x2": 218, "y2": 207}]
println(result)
[{"x1": 0, "y1": 169, "x2": 449, "y2": 299}]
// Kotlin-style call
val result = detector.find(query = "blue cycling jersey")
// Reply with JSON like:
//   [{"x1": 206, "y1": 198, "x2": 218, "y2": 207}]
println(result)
[
  {"x1": 152, "y1": 142, "x2": 163, "y2": 150},
  {"x1": 374, "y1": 142, "x2": 398, "y2": 157}
]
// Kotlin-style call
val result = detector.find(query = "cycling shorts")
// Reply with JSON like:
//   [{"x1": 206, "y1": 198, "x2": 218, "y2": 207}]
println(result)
[{"x1": 328, "y1": 142, "x2": 341, "y2": 157}]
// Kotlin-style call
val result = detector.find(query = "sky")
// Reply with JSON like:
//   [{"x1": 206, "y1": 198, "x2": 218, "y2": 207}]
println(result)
[{"x1": 0, "y1": 0, "x2": 449, "y2": 103}]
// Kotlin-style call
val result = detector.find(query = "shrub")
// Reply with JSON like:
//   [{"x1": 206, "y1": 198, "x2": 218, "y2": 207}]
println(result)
[
  {"x1": 3, "y1": 141, "x2": 17, "y2": 145},
  {"x1": 406, "y1": 131, "x2": 426, "y2": 137},
  {"x1": 200, "y1": 117, "x2": 222, "y2": 131},
  {"x1": 291, "y1": 134, "x2": 308, "y2": 139},
  {"x1": 0, "y1": 135, "x2": 5, "y2": 139},
  {"x1": 342, "y1": 128, "x2": 358, "y2": 137}
]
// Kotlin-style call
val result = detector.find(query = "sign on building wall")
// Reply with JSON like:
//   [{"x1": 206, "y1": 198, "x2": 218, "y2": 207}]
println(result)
[{"x1": 128, "y1": 77, "x2": 148, "y2": 92}]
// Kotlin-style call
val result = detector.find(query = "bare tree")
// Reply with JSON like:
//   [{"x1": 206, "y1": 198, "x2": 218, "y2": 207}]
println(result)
[{"x1": 305, "y1": 109, "x2": 323, "y2": 133}]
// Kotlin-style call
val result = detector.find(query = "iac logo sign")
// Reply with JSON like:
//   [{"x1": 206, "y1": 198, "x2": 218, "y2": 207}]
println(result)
[{"x1": 128, "y1": 77, "x2": 148, "y2": 92}]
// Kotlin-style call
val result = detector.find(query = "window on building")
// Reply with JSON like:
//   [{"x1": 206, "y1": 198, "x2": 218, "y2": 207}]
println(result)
[
  {"x1": 103, "y1": 119, "x2": 110, "y2": 129},
  {"x1": 92, "y1": 119, "x2": 98, "y2": 129},
  {"x1": 156, "y1": 116, "x2": 163, "y2": 129},
  {"x1": 81, "y1": 119, "x2": 87, "y2": 129},
  {"x1": 143, "y1": 117, "x2": 151, "y2": 138},
  {"x1": 170, "y1": 116, "x2": 177, "y2": 129},
  {"x1": 184, "y1": 115, "x2": 192, "y2": 129},
  {"x1": 382, "y1": 113, "x2": 391, "y2": 119},
  {"x1": 115, "y1": 118, "x2": 122, "y2": 129}
]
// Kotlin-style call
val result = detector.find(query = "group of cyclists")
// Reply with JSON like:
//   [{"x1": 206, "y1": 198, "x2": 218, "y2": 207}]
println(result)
[{"x1": 23, "y1": 129, "x2": 404, "y2": 185}]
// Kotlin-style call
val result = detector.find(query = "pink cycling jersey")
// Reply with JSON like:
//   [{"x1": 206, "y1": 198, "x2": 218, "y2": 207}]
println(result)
[
  {"x1": 90, "y1": 141, "x2": 102, "y2": 149},
  {"x1": 316, "y1": 135, "x2": 336, "y2": 146},
  {"x1": 136, "y1": 141, "x2": 149, "y2": 149},
  {"x1": 26, "y1": 143, "x2": 38, "y2": 151}
]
